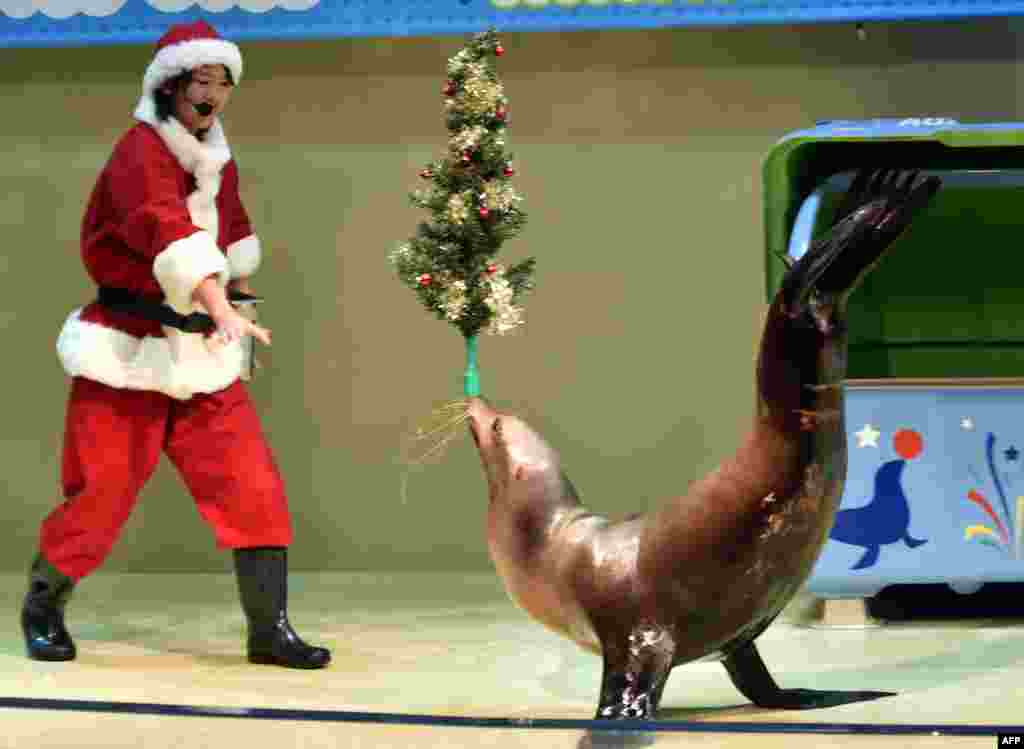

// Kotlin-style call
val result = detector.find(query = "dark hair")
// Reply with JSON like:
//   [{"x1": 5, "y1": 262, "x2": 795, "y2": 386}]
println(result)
[{"x1": 153, "y1": 65, "x2": 235, "y2": 122}]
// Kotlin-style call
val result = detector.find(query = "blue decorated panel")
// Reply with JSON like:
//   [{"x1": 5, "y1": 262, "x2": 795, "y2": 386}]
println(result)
[
  {"x1": 807, "y1": 384, "x2": 1024, "y2": 597},
  {"x1": 5, "y1": 0, "x2": 1024, "y2": 48}
]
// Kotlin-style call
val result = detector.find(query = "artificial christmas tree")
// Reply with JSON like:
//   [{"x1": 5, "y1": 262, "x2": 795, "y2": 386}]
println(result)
[{"x1": 391, "y1": 29, "x2": 535, "y2": 400}]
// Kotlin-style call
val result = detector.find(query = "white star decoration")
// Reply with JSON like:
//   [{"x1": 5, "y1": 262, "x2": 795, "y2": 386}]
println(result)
[
  {"x1": 961, "y1": 417, "x2": 975, "y2": 431},
  {"x1": 854, "y1": 423, "x2": 881, "y2": 448}
]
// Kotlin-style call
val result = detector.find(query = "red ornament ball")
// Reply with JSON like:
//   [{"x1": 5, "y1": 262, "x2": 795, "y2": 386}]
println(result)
[
  {"x1": 417, "y1": 273, "x2": 432, "y2": 287},
  {"x1": 443, "y1": 81, "x2": 456, "y2": 96},
  {"x1": 462, "y1": 151, "x2": 472, "y2": 163},
  {"x1": 894, "y1": 429, "x2": 924, "y2": 460},
  {"x1": 495, "y1": 107, "x2": 507, "y2": 121},
  {"x1": 419, "y1": 169, "x2": 433, "y2": 179},
  {"x1": 503, "y1": 165, "x2": 515, "y2": 177},
  {"x1": 479, "y1": 206, "x2": 490, "y2": 219},
  {"x1": 495, "y1": 44, "x2": 505, "y2": 57},
  {"x1": 486, "y1": 263, "x2": 498, "y2": 274}
]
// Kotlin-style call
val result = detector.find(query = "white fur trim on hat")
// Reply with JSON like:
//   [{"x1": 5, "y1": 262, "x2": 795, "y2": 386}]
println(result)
[
  {"x1": 56, "y1": 307, "x2": 244, "y2": 401},
  {"x1": 153, "y1": 230, "x2": 230, "y2": 316},
  {"x1": 227, "y1": 235, "x2": 261, "y2": 279},
  {"x1": 133, "y1": 37, "x2": 242, "y2": 124}
]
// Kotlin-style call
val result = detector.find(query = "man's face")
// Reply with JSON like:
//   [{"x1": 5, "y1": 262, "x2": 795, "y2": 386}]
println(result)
[{"x1": 168, "y1": 64, "x2": 234, "y2": 134}]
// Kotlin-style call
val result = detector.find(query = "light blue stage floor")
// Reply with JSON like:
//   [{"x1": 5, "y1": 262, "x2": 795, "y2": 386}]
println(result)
[{"x1": 1, "y1": 572, "x2": 1021, "y2": 748}]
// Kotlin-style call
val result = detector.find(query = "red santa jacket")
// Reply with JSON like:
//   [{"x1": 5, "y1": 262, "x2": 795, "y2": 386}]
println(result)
[{"x1": 56, "y1": 116, "x2": 262, "y2": 400}]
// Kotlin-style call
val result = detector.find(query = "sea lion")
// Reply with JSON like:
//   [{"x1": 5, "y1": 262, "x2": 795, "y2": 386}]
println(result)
[
  {"x1": 830, "y1": 453, "x2": 928, "y2": 570},
  {"x1": 467, "y1": 169, "x2": 942, "y2": 719}
]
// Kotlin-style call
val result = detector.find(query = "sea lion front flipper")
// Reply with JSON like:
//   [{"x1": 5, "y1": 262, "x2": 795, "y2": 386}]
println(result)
[
  {"x1": 594, "y1": 627, "x2": 676, "y2": 720},
  {"x1": 722, "y1": 640, "x2": 895, "y2": 710}
]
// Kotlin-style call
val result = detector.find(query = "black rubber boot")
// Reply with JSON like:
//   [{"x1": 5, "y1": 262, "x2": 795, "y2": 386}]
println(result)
[
  {"x1": 232, "y1": 547, "x2": 331, "y2": 669},
  {"x1": 21, "y1": 553, "x2": 77, "y2": 662}
]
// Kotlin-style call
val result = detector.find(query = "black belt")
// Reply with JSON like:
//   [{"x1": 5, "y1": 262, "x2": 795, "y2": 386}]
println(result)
[{"x1": 96, "y1": 287, "x2": 216, "y2": 334}]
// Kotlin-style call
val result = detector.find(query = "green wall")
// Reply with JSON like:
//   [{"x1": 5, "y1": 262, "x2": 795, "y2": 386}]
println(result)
[{"x1": 1, "y1": 22, "x2": 1021, "y2": 573}]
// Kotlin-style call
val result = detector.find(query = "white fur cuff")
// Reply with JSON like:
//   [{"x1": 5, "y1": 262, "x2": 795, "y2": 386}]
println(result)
[
  {"x1": 153, "y1": 230, "x2": 229, "y2": 315},
  {"x1": 227, "y1": 235, "x2": 261, "y2": 279}
]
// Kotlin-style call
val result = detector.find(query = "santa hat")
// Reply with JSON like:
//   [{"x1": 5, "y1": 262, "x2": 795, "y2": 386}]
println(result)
[{"x1": 133, "y1": 21, "x2": 243, "y2": 125}]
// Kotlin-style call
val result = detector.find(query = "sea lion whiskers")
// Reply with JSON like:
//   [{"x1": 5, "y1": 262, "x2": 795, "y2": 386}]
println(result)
[
  {"x1": 397, "y1": 399, "x2": 473, "y2": 504},
  {"x1": 402, "y1": 399, "x2": 473, "y2": 462}
]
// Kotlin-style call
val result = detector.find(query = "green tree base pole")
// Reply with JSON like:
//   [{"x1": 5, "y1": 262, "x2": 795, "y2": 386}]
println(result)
[{"x1": 463, "y1": 334, "x2": 481, "y2": 398}]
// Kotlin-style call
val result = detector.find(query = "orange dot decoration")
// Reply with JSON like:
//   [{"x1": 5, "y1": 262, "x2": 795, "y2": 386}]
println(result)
[{"x1": 893, "y1": 428, "x2": 923, "y2": 460}]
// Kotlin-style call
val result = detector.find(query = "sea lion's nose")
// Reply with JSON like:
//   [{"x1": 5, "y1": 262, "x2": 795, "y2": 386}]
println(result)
[
  {"x1": 466, "y1": 399, "x2": 488, "y2": 437},
  {"x1": 466, "y1": 396, "x2": 494, "y2": 420},
  {"x1": 466, "y1": 398, "x2": 500, "y2": 450}
]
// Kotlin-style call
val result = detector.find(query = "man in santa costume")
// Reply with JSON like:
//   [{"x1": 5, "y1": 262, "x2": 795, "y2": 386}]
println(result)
[{"x1": 21, "y1": 20, "x2": 330, "y2": 670}]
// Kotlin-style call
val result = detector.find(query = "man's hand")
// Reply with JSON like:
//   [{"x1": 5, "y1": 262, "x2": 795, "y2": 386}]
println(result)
[
  {"x1": 212, "y1": 307, "x2": 271, "y2": 346},
  {"x1": 194, "y1": 275, "x2": 271, "y2": 346}
]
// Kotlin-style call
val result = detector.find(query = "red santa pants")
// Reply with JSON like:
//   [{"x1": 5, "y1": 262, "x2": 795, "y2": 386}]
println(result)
[{"x1": 39, "y1": 376, "x2": 293, "y2": 581}]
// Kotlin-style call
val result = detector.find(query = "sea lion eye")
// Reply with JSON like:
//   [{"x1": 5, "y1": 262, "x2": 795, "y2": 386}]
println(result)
[{"x1": 491, "y1": 418, "x2": 503, "y2": 437}]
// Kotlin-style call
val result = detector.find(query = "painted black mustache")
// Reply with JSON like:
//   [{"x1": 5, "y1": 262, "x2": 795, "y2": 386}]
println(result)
[{"x1": 192, "y1": 102, "x2": 214, "y2": 116}]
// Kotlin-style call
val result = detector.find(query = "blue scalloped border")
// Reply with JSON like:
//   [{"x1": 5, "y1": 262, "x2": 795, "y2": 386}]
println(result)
[{"x1": 4, "y1": 0, "x2": 1024, "y2": 48}]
